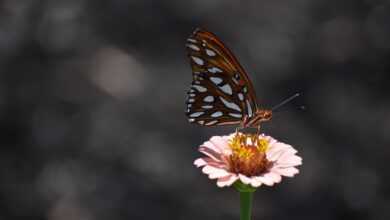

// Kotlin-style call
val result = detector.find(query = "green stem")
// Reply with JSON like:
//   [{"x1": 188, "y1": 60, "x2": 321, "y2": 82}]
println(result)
[{"x1": 240, "y1": 191, "x2": 253, "y2": 220}]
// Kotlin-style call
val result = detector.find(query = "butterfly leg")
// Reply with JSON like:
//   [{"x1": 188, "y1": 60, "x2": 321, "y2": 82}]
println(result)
[
  {"x1": 235, "y1": 126, "x2": 242, "y2": 134},
  {"x1": 256, "y1": 124, "x2": 261, "y2": 136}
]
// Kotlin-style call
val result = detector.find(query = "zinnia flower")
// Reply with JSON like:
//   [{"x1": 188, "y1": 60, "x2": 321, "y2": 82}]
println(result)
[{"x1": 194, "y1": 132, "x2": 302, "y2": 188}]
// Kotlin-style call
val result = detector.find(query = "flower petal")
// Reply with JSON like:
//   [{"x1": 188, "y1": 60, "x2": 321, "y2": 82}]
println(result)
[
  {"x1": 217, "y1": 174, "x2": 238, "y2": 187},
  {"x1": 202, "y1": 165, "x2": 224, "y2": 175},
  {"x1": 275, "y1": 155, "x2": 302, "y2": 167},
  {"x1": 202, "y1": 140, "x2": 223, "y2": 154},
  {"x1": 209, "y1": 136, "x2": 230, "y2": 152},
  {"x1": 250, "y1": 179, "x2": 262, "y2": 187},
  {"x1": 272, "y1": 167, "x2": 299, "y2": 177},
  {"x1": 255, "y1": 175, "x2": 275, "y2": 186},
  {"x1": 238, "y1": 174, "x2": 252, "y2": 185},
  {"x1": 267, "y1": 143, "x2": 297, "y2": 162},
  {"x1": 266, "y1": 143, "x2": 286, "y2": 160},
  {"x1": 194, "y1": 158, "x2": 207, "y2": 167},
  {"x1": 267, "y1": 148, "x2": 285, "y2": 161},
  {"x1": 199, "y1": 146, "x2": 222, "y2": 161},
  {"x1": 209, "y1": 169, "x2": 231, "y2": 179},
  {"x1": 263, "y1": 172, "x2": 282, "y2": 183}
]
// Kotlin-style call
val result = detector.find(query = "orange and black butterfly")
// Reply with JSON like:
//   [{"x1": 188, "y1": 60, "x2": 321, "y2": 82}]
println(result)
[{"x1": 185, "y1": 28, "x2": 274, "y2": 128}]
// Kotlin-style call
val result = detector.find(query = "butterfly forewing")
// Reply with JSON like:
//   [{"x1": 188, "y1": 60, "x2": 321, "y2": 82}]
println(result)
[{"x1": 185, "y1": 28, "x2": 258, "y2": 126}]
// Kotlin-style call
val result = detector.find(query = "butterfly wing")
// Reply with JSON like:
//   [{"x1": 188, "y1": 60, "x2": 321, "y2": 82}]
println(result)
[{"x1": 185, "y1": 28, "x2": 258, "y2": 126}]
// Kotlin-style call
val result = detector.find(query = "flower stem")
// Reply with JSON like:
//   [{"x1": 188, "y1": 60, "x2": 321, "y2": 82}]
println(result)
[{"x1": 240, "y1": 191, "x2": 253, "y2": 220}]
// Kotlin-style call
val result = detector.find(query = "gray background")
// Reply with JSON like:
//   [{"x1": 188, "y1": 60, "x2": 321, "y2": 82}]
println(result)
[{"x1": 0, "y1": 0, "x2": 389, "y2": 219}]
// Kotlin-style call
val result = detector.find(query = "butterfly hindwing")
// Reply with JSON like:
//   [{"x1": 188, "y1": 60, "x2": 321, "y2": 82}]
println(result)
[{"x1": 185, "y1": 28, "x2": 258, "y2": 126}]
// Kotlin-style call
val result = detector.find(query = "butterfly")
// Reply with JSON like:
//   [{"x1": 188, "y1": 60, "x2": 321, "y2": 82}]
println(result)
[{"x1": 185, "y1": 28, "x2": 272, "y2": 128}]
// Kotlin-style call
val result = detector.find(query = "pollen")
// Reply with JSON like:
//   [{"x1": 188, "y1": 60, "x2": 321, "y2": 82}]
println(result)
[{"x1": 228, "y1": 133, "x2": 271, "y2": 176}]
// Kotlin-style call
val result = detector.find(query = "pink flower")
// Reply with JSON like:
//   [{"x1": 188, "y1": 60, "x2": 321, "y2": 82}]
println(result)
[{"x1": 194, "y1": 132, "x2": 302, "y2": 188}]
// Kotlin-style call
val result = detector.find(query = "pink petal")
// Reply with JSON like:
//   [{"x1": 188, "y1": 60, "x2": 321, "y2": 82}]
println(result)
[
  {"x1": 238, "y1": 174, "x2": 252, "y2": 185},
  {"x1": 272, "y1": 167, "x2": 299, "y2": 177},
  {"x1": 202, "y1": 165, "x2": 224, "y2": 175},
  {"x1": 263, "y1": 172, "x2": 282, "y2": 183},
  {"x1": 267, "y1": 142, "x2": 286, "y2": 157},
  {"x1": 209, "y1": 136, "x2": 230, "y2": 152},
  {"x1": 199, "y1": 146, "x2": 222, "y2": 161},
  {"x1": 256, "y1": 175, "x2": 275, "y2": 186},
  {"x1": 194, "y1": 158, "x2": 207, "y2": 167},
  {"x1": 209, "y1": 169, "x2": 231, "y2": 179},
  {"x1": 275, "y1": 155, "x2": 302, "y2": 167},
  {"x1": 238, "y1": 175, "x2": 263, "y2": 187},
  {"x1": 194, "y1": 157, "x2": 226, "y2": 168},
  {"x1": 267, "y1": 148, "x2": 285, "y2": 161},
  {"x1": 267, "y1": 143, "x2": 297, "y2": 162},
  {"x1": 249, "y1": 178, "x2": 262, "y2": 187},
  {"x1": 203, "y1": 140, "x2": 222, "y2": 154},
  {"x1": 217, "y1": 174, "x2": 238, "y2": 187}
]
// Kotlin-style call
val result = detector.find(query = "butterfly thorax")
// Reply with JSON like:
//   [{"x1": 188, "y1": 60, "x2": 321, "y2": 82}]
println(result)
[{"x1": 243, "y1": 109, "x2": 272, "y2": 128}]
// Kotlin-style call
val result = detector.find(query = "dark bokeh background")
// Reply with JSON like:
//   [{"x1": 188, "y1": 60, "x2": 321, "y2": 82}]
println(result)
[{"x1": 1, "y1": 0, "x2": 389, "y2": 219}]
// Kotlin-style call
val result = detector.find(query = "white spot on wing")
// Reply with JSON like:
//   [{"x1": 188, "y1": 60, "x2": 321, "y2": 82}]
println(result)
[
  {"x1": 188, "y1": 118, "x2": 195, "y2": 122},
  {"x1": 187, "y1": 38, "x2": 197, "y2": 43},
  {"x1": 187, "y1": 44, "x2": 200, "y2": 51},
  {"x1": 211, "y1": 111, "x2": 223, "y2": 118},
  {"x1": 210, "y1": 77, "x2": 223, "y2": 85},
  {"x1": 192, "y1": 85, "x2": 207, "y2": 92},
  {"x1": 246, "y1": 99, "x2": 253, "y2": 117},
  {"x1": 238, "y1": 93, "x2": 244, "y2": 101},
  {"x1": 188, "y1": 98, "x2": 195, "y2": 103},
  {"x1": 205, "y1": 120, "x2": 218, "y2": 126},
  {"x1": 231, "y1": 77, "x2": 239, "y2": 85},
  {"x1": 203, "y1": 96, "x2": 214, "y2": 102},
  {"x1": 219, "y1": 97, "x2": 242, "y2": 112},
  {"x1": 216, "y1": 121, "x2": 239, "y2": 125},
  {"x1": 208, "y1": 67, "x2": 222, "y2": 73},
  {"x1": 219, "y1": 84, "x2": 233, "y2": 95},
  {"x1": 190, "y1": 112, "x2": 204, "y2": 118},
  {"x1": 198, "y1": 120, "x2": 205, "y2": 125},
  {"x1": 202, "y1": 105, "x2": 213, "y2": 109},
  {"x1": 206, "y1": 49, "x2": 216, "y2": 56},
  {"x1": 191, "y1": 56, "x2": 204, "y2": 66},
  {"x1": 189, "y1": 94, "x2": 195, "y2": 97},
  {"x1": 229, "y1": 113, "x2": 242, "y2": 118}
]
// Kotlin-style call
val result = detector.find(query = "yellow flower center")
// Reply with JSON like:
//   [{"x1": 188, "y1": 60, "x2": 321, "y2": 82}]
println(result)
[{"x1": 228, "y1": 133, "x2": 271, "y2": 176}]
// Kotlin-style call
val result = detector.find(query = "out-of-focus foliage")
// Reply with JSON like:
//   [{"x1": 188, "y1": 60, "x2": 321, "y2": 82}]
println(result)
[{"x1": 0, "y1": 0, "x2": 389, "y2": 219}]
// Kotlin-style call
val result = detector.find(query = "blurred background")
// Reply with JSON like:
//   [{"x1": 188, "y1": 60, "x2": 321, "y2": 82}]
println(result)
[{"x1": 0, "y1": 0, "x2": 389, "y2": 219}]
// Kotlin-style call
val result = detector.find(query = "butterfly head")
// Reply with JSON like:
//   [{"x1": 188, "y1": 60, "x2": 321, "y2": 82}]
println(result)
[
  {"x1": 257, "y1": 109, "x2": 272, "y2": 122},
  {"x1": 245, "y1": 109, "x2": 272, "y2": 127}
]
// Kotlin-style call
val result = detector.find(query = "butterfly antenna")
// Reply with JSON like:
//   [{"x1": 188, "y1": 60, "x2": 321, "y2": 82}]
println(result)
[{"x1": 271, "y1": 93, "x2": 300, "y2": 111}]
